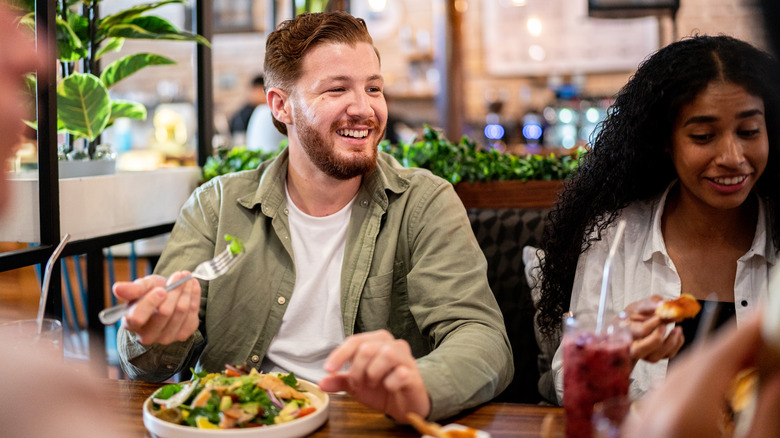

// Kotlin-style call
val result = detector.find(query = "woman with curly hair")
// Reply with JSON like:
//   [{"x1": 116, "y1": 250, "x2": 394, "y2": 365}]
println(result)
[{"x1": 534, "y1": 34, "x2": 780, "y2": 404}]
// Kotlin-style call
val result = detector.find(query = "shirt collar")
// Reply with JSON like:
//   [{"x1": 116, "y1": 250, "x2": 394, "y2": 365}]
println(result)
[
  {"x1": 641, "y1": 180, "x2": 775, "y2": 264},
  {"x1": 236, "y1": 148, "x2": 410, "y2": 214}
]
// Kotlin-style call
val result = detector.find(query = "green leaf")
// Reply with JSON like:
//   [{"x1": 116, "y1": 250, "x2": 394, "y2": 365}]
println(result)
[
  {"x1": 103, "y1": 15, "x2": 210, "y2": 47},
  {"x1": 107, "y1": 100, "x2": 147, "y2": 126},
  {"x1": 55, "y1": 15, "x2": 87, "y2": 62},
  {"x1": 280, "y1": 372, "x2": 298, "y2": 388},
  {"x1": 24, "y1": 73, "x2": 36, "y2": 97},
  {"x1": 5, "y1": 0, "x2": 35, "y2": 12},
  {"x1": 151, "y1": 383, "x2": 183, "y2": 400},
  {"x1": 98, "y1": 0, "x2": 184, "y2": 28},
  {"x1": 67, "y1": 8, "x2": 90, "y2": 42},
  {"x1": 95, "y1": 37, "x2": 125, "y2": 60},
  {"x1": 100, "y1": 53, "x2": 176, "y2": 88},
  {"x1": 57, "y1": 73, "x2": 110, "y2": 142}
]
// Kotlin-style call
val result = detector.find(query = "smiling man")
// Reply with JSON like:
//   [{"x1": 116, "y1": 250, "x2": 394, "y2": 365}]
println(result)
[{"x1": 114, "y1": 11, "x2": 513, "y2": 422}]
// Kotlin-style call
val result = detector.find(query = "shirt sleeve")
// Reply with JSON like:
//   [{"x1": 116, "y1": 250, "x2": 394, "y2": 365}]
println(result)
[
  {"x1": 402, "y1": 180, "x2": 514, "y2": 420},
  {"x1": 116, "y1": 183, "x2": 220, "y2": 381}
]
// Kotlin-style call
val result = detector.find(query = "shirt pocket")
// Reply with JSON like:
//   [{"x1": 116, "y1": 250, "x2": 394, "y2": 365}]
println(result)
[{"x1": 356, "y1": 271, "x2": 394, "y2": 331}]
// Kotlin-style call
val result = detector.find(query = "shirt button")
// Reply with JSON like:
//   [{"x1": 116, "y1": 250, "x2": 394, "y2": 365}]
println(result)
[
  {"x1": 360, "y1": 200, "x2": 369, "y2": 207},
  {"x1": 165, "y1": 364, "x2": 175, "y2": 369},
  {"x1": 741, "y1": 300, "x2": 749, "y2": 307},
  {"x1": 251, "y1": 355, "x2": 260, "y2": 363},
  {"x1": 284, "y1": 208, "x2": 289, "y2": 215},
  {"x1": 277, "y1": 296, "x2": 286, "y2": 305}
]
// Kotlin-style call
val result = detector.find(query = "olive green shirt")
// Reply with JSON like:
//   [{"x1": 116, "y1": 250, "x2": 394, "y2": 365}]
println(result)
[{"x1": 118, "y1": 149, "x2": 513, "y2": 420}]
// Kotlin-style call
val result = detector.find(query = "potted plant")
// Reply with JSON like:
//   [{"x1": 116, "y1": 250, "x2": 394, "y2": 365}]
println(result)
[{"x1": 19, "y1": 0, "x2": 210, "y2": 177}]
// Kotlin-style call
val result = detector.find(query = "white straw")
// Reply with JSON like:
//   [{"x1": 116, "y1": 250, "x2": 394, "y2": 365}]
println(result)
[
  {"x1": 36, "y1": 233, "x2": 70, "y2": 334},
  {"x1": 596, "y1": 220, "x2": 626, "y2": 334}
]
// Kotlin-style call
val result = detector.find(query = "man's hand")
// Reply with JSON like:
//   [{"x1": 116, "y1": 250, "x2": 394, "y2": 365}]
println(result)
[
  {"x1": 112, "y1": 273, "x2": 200, "y2": 345},
  {"x1": 318, "y1": 330, "x2": 431, "y2": 422},
  {"x1": 624, "y1": 295, "x2": 685, "y2": 362}
]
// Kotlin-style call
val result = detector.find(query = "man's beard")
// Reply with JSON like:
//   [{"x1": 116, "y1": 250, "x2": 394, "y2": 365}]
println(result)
[{"x1": 296, "y1": 110, "x2": 379, "y2": 180}]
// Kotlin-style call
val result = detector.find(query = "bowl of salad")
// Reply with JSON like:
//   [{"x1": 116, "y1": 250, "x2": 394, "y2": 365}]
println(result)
[{"x1": 143, "y1": 365, "x2": 329, "y2": 437}]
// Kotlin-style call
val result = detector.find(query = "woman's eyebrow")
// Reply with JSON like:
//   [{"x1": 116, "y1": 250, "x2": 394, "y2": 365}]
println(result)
[{"x1": 682, "y1": 108, "x2": 764, "y2": 127}]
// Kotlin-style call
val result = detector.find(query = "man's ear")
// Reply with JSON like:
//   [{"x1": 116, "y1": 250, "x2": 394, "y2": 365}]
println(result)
[{"x1": 267, "y1": 88, "x2": 293, "y2": 125}]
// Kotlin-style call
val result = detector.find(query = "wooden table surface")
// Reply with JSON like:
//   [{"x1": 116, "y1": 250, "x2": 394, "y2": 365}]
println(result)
[{"x1": 102, "y1": 378, "x2": 566, "y2": 437}]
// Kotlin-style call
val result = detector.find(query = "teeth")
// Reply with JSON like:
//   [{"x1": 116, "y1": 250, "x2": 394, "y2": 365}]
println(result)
[
  {"x1": 337, "y1": 129, "x2": 368, "y2": 139},
  {"x1": 712, "y1": 176, "x2": 746, "y2": 185}
]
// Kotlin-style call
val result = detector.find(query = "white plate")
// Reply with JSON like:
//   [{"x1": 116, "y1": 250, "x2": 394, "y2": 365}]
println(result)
[
  {"x1": 422, "y1": 423, "x2": 491, "y2": 438},
  {"x1": 143, "y1": 378, "x2": 329, "y2": 438}
]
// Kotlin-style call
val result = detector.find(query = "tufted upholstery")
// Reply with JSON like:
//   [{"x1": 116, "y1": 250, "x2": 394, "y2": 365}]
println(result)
[{"x1": 466, "y1": 208, "x2": 549, "y2": 404}]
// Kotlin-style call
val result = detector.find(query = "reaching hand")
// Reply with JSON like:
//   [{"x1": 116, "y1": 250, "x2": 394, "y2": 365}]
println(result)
[
  {"x1": 318, "y1": 330, "x2": 431, "y2": 422},
  {"x1": 112, "y1": 273, "x2": 200, "y2": 345},
  {"x1": 623, "y1": 312, "x2": 780, "y2": 438},
  {"x1": 623, "y1": 295, "x2": 685, "y2": 362}
]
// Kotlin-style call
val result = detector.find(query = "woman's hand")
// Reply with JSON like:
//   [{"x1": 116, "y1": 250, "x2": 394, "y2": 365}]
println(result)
[{"x1": 623, "y1": 295, "x2": 685, "y2": 363}]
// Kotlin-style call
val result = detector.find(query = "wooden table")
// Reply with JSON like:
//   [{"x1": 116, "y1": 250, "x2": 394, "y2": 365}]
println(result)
[{"x1": 102, "y1": 379, "x2": 566, "y2": 437}]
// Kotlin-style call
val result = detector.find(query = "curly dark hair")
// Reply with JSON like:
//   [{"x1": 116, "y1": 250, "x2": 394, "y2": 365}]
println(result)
[
  {"x1": 536, "y1": 34, "x2": 780, "y2": 338},
  {"x1": 263, "y1": 11, "x2": 378, "y2": 136}
]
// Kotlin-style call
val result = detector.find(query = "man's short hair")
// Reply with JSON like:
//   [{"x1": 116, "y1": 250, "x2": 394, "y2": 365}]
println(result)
[{"x1": 263, "y1": 11, "x2": 378, "y2": 135}]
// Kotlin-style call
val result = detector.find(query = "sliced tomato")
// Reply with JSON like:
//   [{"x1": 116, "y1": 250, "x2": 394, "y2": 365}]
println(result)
[{"x1": 297, "y1": 407, "x2": 317, "y2": 418}]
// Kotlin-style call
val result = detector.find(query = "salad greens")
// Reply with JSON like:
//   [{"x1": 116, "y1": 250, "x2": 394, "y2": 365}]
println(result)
[
  {"x1": 150, "y1": 367, "x2": 316, "y2": 429},
  {"x1": 224, "y1": 234, "x2": 245, "y2": 257}
]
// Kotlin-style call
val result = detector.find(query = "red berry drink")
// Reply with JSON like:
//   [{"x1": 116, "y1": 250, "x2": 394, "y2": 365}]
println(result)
[{"x1": 563, "y1": 318, "x2": 631, "y2": 438}]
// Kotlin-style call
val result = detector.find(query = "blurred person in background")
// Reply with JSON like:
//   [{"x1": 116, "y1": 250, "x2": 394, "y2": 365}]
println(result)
[
  {"x1": 229, "y1": 74, "x2": 267, "y2": 136},
  {"x1": 229, "y1": 74, "x2": 287, "y2": 151}
]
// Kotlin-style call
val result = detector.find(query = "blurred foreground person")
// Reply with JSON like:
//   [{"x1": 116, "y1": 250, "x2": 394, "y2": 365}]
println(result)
[
  {"x1": 0, "y1": 4, "x2": 129, "y2": 438},
  {"x1": 623, "y1": 311, "x2": 780, "y2": 438}
]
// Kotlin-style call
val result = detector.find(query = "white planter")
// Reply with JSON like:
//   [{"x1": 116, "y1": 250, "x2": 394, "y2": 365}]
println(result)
[
  {"x1": 0, "y1": 167, "x2": 201, "y2": 242},
  {"x1": 58, "y1": 159, "x2": 117, "y2": 178}
]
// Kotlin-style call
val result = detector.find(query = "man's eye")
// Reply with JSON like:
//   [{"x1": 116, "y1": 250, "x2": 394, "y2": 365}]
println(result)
[{"x1": 690, "y1": 134, "x2": 713, "y2": 141}]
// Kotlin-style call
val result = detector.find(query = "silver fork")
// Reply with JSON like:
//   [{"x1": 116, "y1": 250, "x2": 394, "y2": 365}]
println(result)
[{"x1": 98, "y1": 248, "x2": 242, "y2": 325}]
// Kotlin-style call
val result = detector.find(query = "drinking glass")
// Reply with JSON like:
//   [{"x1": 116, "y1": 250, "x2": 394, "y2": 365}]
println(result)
[
  {"x1": 0, "y1": 318, "x2": 63, "y2": 357},
  {"x1": 563, "y1": 312, "x2": 631, "y2": 438},
  {"x1": 592, "y1": 395, "x2": 632, "y2": 438}
]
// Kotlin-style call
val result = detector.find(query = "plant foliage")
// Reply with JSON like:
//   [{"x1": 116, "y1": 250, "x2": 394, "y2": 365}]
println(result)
[
  {"x1": 20, "y1": 0, "x2": 209, "y2": 156},
  {"x1": 200, "y1": 125, "x2": 581, "y2": 185},
  {"x1": 380, "y1": 125, "x2": 583, "y2": 184},
  {"x1": 202, "y1": 143, "x2": 287, "y2": 183}
]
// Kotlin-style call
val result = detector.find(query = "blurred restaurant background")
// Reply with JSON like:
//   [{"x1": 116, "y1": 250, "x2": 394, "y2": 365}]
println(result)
[{"x1": 0, "y1": 0, "x2": 770, "y2": 372}]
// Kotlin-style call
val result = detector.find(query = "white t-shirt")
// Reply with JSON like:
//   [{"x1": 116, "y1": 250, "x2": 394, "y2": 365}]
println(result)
[
  {"x1": 551, "y1": 183, "x2": 775, "y2": 403},
  {"x1": 261, "y1": 186, "x2": 353, "y2": 382}
]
